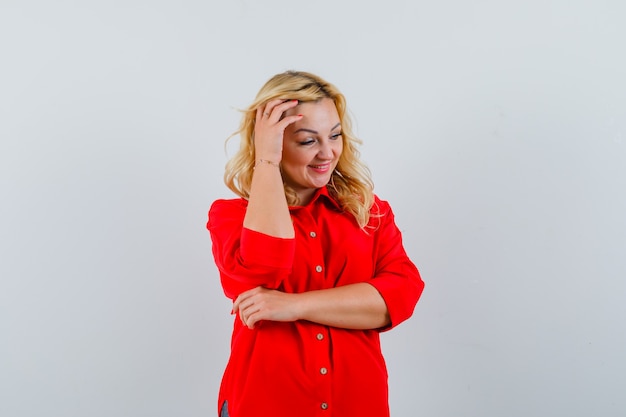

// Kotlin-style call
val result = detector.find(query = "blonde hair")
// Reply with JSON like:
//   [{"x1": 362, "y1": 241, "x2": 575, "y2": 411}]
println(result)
[{"x1": 224, "y1": 70, "x2": 375, "y2": 229}]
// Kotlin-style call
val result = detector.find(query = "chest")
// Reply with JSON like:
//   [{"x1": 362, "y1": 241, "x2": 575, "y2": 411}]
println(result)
[{"x1": 285, "y1": 206, "x2": 377, "y2": 292}]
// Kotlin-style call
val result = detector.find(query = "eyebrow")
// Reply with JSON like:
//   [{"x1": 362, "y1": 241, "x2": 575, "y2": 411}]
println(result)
[{"x1": 294, "y1": 122, "x2": 341, "y2": 135}]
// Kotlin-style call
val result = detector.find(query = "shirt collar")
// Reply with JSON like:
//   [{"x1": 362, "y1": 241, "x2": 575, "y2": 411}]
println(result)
[{"x1": 289, "y1": 186, "x2": 342, "y2": 211}]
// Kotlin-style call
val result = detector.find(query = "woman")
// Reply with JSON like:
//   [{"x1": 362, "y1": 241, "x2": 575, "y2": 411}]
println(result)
[{"x1": 207, "y1": 70, "x2": 424, "y2": 417}]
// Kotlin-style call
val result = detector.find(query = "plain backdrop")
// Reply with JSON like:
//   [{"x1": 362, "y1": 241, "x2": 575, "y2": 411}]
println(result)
[{"x1": 1, "y1": 1, "x2": 625, "y2": 416}]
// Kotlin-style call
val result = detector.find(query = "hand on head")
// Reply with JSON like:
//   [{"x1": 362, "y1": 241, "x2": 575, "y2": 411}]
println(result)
[{"x1": 254, "y1": 99, "x2": 302, "y2": 164}]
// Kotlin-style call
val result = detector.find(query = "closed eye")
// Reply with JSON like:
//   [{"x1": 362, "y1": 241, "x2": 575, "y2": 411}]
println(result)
[{"x1": 330, "y1": 132, "x2": 342, "y2": 140}]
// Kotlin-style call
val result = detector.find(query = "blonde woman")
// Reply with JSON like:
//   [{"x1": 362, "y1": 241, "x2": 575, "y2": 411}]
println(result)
[{"x1": 207, "y1": 71, "x2": 424, "y2": 417}]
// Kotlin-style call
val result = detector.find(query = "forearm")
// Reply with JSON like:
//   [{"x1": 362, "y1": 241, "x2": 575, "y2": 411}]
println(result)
[
  {"x1": 243, "y1": 162, "x2": 294, "y2": 238},
  {"x1": 234, "y1": 283, "x2": 390, "y2": 330},
  {"x1": 296, "y1": 283, "x2": 390, "y2": 330},
  {"x1": 242, "y1": 99, "x2": 301, "y2": 239}
]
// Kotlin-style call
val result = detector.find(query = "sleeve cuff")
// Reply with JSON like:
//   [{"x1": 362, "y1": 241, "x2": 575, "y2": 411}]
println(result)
[
  {"x1": 367, "y1": 266, "x2": 424, "y2": 331},
  {"x1": 240, "y1": 228, "x2": 296, "y2": 269}
]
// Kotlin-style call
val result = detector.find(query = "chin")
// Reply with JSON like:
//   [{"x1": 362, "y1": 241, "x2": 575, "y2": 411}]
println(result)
[{"x1": 312, "y1": 176, "x2": 332, "y2": 188}]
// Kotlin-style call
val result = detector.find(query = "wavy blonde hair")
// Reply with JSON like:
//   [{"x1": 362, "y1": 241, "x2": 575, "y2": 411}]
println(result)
[{"x1": 224, "y1": 70, "x2": 375, "y2": 229}]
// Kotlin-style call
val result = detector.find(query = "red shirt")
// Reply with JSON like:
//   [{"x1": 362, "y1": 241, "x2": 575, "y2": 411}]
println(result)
[{"x1": 207, "y1": 187, "x2": 424, "y2": 417}]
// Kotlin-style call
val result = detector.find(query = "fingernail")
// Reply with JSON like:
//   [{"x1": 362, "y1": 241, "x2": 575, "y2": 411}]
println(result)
[
  {"x1": 230, "y1": 309, "x2": 234, "y2": 315},
  {"x1": 297, "y1": 114, "x2": 303, "y2": 117},
  {"x1": 292, "y1": 100, "x2": 298, "y2": 103}
]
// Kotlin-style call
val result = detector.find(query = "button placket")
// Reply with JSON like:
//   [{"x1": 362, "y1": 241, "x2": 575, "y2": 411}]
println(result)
[
  {"x1": 307, "y1": 226, "x2": 324, "y2": 275},
  {"x1": 302, "y1": 219, "x2": 330, "y2": 412}
]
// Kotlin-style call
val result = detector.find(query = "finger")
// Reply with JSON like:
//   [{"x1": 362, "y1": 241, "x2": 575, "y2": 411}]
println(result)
[
  {"x1": 245, "y1": 309, "x2": 263, "y2": 329},
  {"x1": 277, "y1": 113, "x2": 304, "y2": 131},
  {"x1": 233, "y1": 286, "x2": 259, "y2": 310},
  {"x1": 238, "y1": 294, "x2": 260, "y2": 320},
  {"x1": 241, "y1": 304, "x2": 261, "y2": 328},
  {"x1": 275, "y1": 99, "x2": 299, "y2": 116},
  {"x1": 232, "y1": 293, "x2": 244, "y2": 313},
  {"x1": 233, "y1": 296, "x2": 250, "y2": 315},
  {"x1": 263, "y1": 99, "x2": 299, "y2": 120},
  {"x1": 256, "y1": 102, "x2": 276, "y2": 124},
  {"x1": 232, "y1": 292, "x2": 250, "y2": 313},
  {"x1": 255, "y1": 106, "x2": 264, "y2": 123},
  {"x1": 260, "y1": 99, "x2": 284, "y2": 119},
  {"x1": 237, "y1": 298, "x2": 256, "y2": 315}
]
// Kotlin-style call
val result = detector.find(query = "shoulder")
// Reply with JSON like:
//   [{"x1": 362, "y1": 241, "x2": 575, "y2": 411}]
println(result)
[
  {"x1": 210, "y1": 197, "x2": 248, "y2": 211},
  {"x1": 371, "y1": 194, "x2": 394, "y2": 217},
  {"x1": 361, "y1": 194, "x2": 395, "y2": 231},
  {"x1": 208, "y1": 198, "x2": 248, "y2": 225}
]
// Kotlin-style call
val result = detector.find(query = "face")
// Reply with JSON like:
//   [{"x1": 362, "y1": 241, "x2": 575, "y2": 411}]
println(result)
[{"x1": 281, "y1": 98, "x2": 343, "y2": 205}]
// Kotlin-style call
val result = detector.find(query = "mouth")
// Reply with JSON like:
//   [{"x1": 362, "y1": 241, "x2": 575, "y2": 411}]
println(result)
[{"x1": 309, "y1": 163, "x2": 331, "y2": 172}]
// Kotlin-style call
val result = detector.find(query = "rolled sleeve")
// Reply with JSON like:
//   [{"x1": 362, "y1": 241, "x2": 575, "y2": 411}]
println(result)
[
  {"x1": 240, "y1": 228, "x2": 294, "y2": 270},
  {"x1": 369, "y1": 262, "x2": 423, "y2": 331},
  {"x1": 208, "y1": 199, "x2": 296, "y2": 299},
  {"x1": 367, "y1": 199, "x2": 425, "y2": 330}
]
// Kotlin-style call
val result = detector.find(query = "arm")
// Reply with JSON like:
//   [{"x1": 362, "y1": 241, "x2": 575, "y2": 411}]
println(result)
[
  {"x1": 232, "y1": 199, "x2": 424, "y2": 330},
  {"x1": 207, "y1": 100, "x2": 303, "y2": 297},
  {"x1": 242, "y1": 100, "x2": 302, "y2": 238},
  {"x1": 208, "y1": 206, "x2": 295, "y2": 298},
  {"x1": 233, "y1": 283, "x2": 390, "y2": 330},
  {"x1": 366, "y1": 201, "x2": 424, "y2": 330}
]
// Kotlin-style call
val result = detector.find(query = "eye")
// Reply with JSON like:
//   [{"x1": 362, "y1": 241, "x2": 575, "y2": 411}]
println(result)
[
  {"x1": 299, "y1": 138, "x2": 316, "y2": 146},
  {"x1": 330, "y1": 132, "x2": 342, "y2": 140}
]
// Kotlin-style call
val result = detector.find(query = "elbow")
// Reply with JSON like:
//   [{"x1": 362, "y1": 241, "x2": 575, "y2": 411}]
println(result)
[
  {"x1": 381, "y1": 310, "x2": 391, "y2": 329},
  {"x1": 220, "y1": 270, "x2": 285, "y2": 300}
]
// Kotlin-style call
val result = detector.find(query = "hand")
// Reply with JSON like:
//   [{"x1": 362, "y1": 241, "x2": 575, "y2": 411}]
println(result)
[
  {"x1": 254, "y1": 99, "x2": 302, "y2": 162},
  {"x1": 232, "y1": 286, "x2": 301, "y2": 329}
]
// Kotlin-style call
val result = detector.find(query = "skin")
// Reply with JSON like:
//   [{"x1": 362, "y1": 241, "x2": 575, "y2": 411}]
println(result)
[
  {"x1": 235, "y1": 98, "x2": 390, "y2": 330},
  {"x1": 280, "y1": 98, "x2": 343, "y2": 205}
]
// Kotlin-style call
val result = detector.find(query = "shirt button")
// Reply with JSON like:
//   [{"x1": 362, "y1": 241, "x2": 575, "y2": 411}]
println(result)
[
  {"x1": 315, "y1": 265, "x2": 323, "y2": 273},
  {"x1": 309, "y1": 231, "x2": 317, "y2": 238},
  {"x1": 320, "y1": 367, "x2": 328, "y2": 375},
  {"x1": 316, "y1": 333, "x2": 324, "y2": 341},
  {"x1": 321, "y1": 402, "x2": 328, "y2": 410}
]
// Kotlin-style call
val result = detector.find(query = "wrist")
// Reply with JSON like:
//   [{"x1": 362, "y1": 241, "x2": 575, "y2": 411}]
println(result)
[
  {"x1": 292, "y1": 292, "x2": 309, "y2": 322},
  {"x1": 255, "y1": 158, "x2": 280, "y2": 168},
  {"x1": 255, "y1": 151, "x2": 282, "y2": 163}
]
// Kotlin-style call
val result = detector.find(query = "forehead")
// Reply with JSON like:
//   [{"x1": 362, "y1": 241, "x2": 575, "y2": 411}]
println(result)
[{"x1": 288, "y1": 98, "x2": 340, "y2": 125}]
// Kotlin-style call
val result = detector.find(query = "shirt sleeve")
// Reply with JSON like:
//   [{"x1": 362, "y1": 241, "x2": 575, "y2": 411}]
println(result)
[
  {"x1": 207, "y1": 199, "x2": 296, "y2": 300},
  {"x1": 366, "y1": 198, "x2": 425, "y2": 331}
]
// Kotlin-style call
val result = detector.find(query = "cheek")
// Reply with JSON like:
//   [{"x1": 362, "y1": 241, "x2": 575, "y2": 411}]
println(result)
[
  {"x1": 335, "y1": 141, "x2": 344, "y2": 155},
  {"x1": 282, "y1": 147, "x2": 308, "y2": 166}
]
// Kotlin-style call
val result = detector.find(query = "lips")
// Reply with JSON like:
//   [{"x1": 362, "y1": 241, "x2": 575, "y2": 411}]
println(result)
[{"x1": 309, "y1": 163, "x2": 331, "y2": 172}]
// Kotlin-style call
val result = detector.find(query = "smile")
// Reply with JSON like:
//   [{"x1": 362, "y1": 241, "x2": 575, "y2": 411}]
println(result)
[{"x1": 309, "y1": 163, "x2": 331, "y2": 171}]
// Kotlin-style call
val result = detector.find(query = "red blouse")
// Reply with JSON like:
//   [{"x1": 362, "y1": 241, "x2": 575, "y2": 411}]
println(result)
[{"x1": 207, "y1": 187, "x2": 424, "y2": 417}]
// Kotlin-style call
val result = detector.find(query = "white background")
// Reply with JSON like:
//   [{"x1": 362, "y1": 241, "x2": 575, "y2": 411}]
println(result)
[{"x1": 1, "y1": 1, "x2": 625, "y2": 416}]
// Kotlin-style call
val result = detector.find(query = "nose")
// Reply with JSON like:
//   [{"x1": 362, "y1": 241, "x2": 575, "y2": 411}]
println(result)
[{"x1": 317, "y1": 141, "x2": 334, "y2": 159}]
